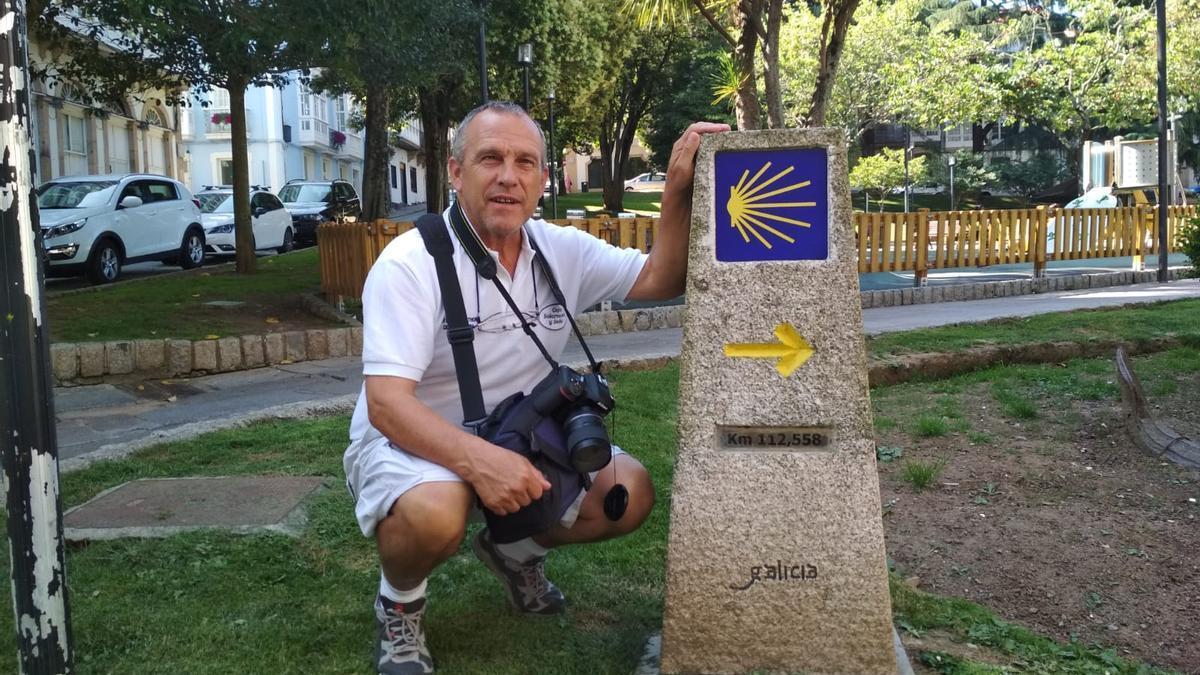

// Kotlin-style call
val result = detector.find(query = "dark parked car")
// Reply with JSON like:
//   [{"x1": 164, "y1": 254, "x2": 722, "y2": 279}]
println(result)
[{"x1": 277, "y1": 179, "x2": 361, "y2": 244}]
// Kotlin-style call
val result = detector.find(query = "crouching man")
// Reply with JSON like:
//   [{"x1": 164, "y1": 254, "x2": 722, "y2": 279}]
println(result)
[{"x1": 343, "y1": 100, "x2": 728, "y2": 673}]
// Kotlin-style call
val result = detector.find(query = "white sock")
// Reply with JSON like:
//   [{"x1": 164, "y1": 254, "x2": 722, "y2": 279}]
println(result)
[
  {"x1": 494, "y1": 537, "x2": 549, "y2": 563},
  {"x1": 380, "y1": 574, "x2": 426, "y2": 603}
]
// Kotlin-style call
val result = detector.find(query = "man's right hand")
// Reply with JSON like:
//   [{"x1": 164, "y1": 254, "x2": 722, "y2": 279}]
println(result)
[{"x1": 465, "y1": 443, "x2": 552, "y2": 515}]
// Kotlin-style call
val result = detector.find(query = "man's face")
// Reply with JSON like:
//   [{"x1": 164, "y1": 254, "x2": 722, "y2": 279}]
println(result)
[{"x1": 449, "y1": 110, "x2": 547, "y2": 242}]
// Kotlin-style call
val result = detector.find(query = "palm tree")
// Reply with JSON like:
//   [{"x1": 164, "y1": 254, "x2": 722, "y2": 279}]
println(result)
[{"x1": 621, "y1": 0, "x2": 863, "y2": 128}]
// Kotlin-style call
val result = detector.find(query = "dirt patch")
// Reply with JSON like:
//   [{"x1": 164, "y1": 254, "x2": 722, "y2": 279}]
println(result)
[{"x1": 877, "y1": 366, "x2": 1200, "y2": 673}]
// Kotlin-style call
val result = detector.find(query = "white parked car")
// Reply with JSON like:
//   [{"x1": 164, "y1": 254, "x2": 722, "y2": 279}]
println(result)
[
  {"x1": 624, "y1": 171, "x2": 666, "y2": 192},
  {"x1": 38, "y1": 174, "x2": 205, "y2": 284},
  {"x1": 195, "y1": 186, "x2": 294, "y2": 257}
]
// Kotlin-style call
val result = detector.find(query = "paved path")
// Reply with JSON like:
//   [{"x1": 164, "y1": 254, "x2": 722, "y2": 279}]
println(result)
[{"x1": 56, "y1": 278, "x2": 1200, "y2": 467}]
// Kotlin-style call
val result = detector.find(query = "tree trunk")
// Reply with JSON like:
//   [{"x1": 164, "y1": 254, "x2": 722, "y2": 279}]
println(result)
[
  {"x1": 229, "y1": 77, "x2": 255, "y2": 274},
  {"x1": 361, "y1": 82, "x2": 392, "y2": 221},
  {"x1": 808, "y1": 0, "x2": 862, "y2": 127},
  {"x1": 733, "y1": 0, "x2": 762, "y2": 131},
  {"x1": 599, "y1": 110, "x2": 624, "y2": 214},
  {"x1": 418, "y1": 84, "x2": 453, "y2": 214},
  {"x1": 762, "y1": 0, "x2": 784, "y2": 129}
]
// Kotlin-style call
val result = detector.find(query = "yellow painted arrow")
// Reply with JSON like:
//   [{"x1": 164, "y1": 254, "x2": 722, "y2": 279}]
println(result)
[{"x1": 724, "y1": 322, "x2": 815, "y2": 378}]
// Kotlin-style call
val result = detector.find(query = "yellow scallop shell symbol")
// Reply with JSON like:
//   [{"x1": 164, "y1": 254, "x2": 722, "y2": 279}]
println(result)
[{"x1": 726, "y1": 162, "x2": 817, "y2": 250}]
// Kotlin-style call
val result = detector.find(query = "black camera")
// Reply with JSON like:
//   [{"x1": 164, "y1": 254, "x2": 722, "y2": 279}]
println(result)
[{"x1": 524, "y1": 365, "x2": 615, "y2": 473}]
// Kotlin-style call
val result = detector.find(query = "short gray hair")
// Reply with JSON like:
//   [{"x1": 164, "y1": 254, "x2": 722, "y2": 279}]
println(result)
[{"x1": 451, "y1": 101, "x2": 547, "y2": 169}]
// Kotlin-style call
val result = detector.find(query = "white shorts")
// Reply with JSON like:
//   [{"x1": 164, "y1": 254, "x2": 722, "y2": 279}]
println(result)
[{"x1": 344, "y1": 435, "x2": 625, "y2": 537}]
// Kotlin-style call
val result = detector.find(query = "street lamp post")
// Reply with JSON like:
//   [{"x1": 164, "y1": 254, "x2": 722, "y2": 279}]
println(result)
[
  {"x1": 1155, "y1": 0, "x2": 1169, "y2": 281},
  {"x1": 948, "y1": 155, "x2": 956, "y2": 211},
  {"x1": 548, "y1": 87, "x2": 557, "y2": 220},
  {"x1": 903, "y1": 126, "x2": 912, "y2": 213},
  {"x1": 517, "y1": 43, "x2": 532, "y2": 112}
]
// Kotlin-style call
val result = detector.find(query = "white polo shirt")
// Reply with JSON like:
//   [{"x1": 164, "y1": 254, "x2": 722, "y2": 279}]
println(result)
[{"x1": 345, "y1": 211, "x2": 647, "y2": 458}]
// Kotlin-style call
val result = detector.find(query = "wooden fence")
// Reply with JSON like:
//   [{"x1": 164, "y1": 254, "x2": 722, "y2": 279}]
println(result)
[{"x1": 319, "y1": 208, "x2": 1196, "y2": 298}]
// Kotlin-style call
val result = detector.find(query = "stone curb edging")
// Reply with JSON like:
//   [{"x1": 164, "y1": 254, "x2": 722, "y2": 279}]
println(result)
[
  {"x1": 572, "y1": 268, "x2": 1191, "y2": 337},
  {"x1": 51, "y1": 327, "x2": 363, "y2": 386},
  {"x1": 61, "y1": 338, "x2": 1188, "y2": 471},
  {"x1": 50, "y1": 267, "x2": 1190, "y2": 385},
  {"x1": 867, "y1": 335, "x2": 1188, "y2": 388},
  {"x1": 61, "y1": 394, "x2": 359, "y2": 473}
]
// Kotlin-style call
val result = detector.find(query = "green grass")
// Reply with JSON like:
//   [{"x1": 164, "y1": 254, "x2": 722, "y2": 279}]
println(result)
[
  {"x1": 891, "y1": 578, "x2": 1173, "y2": 674},
  {"x1": 551, "y1": 191, "x2": 665, "y2": 217},
  {"x1": 914, "y1": 415, "x2": 951, "y2": 437},
  {"x1": 901, "y1": 458, "x2": 949, "y2": 491},
  {"x1": 991, "y1": 383, "x2": 1039, "y2": 420},
  {"x1": 866, "y1": 299, "x2": 1200, "y2": 358},
  {"x1": 46, "y1": 249, "x2": 332, "y2": 342},
  {"x1": 3, "y1": 357, "x2": 1185, "y2": 672}
]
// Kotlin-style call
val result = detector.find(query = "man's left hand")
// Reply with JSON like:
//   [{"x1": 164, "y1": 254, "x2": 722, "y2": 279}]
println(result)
[
  {"x1": 625, "y1": 121, "x2": 730, "y2": 301},
  {"x1": 658, "y1": 122, "x2": 731, "y2": 230}
]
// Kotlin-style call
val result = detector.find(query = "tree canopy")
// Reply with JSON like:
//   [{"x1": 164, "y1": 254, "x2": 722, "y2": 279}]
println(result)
[{"x1": 34, "y1": 0, "x2": 328, "y2": 273}]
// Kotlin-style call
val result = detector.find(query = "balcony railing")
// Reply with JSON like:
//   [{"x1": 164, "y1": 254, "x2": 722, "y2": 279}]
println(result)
[
  {"x1": 205, "y1": 109, "x2": 251, "y2": 137},
  {"x1": 332, "y1": 131, "x2": 364, "y2": 158},
  {"x1": 298, "y1": 116, "x2": 330, "y2": 147}
]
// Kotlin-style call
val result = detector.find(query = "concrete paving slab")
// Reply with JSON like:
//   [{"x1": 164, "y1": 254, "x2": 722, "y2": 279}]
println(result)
[
  {"x1": 54, "y1": 384, "x2": 138, "y2": 413},
  {"x1": 64, "y1": 476, "x2": 326, "y2": 541}
]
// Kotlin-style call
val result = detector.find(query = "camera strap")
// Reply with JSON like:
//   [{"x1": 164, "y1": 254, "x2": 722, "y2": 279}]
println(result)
[
  {"x1": 414, "y1": 212, "x2": 489, "y2": 431},
  {"x1": 447, "y1": 202, "x2": 603, "y2": 375}
]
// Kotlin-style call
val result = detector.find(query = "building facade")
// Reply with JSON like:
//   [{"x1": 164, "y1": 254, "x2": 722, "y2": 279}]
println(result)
[
  {"x1": 183, "y1": 77, "x2": 430, "y2": 211},
  {"x1": 387, "y1": 122, "x2": 427, "y2": 208},
  {"x1": 28, "y1": 38, "x2": 188, "y2": 186},
  {"x1": 182, "y1": 79, "x2": 364, "y2": 195}
]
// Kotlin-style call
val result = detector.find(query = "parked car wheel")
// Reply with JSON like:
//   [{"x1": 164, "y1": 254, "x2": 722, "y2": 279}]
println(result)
[
  {"x1": 87, "y1": 238, "x2": 122, "y2": 284},
  {"x1": 179, "y1": 229, "x2": 206, "y2": 269},
  {"x1": 277, "y1": 227, "x2": 294, "y2": 254}
]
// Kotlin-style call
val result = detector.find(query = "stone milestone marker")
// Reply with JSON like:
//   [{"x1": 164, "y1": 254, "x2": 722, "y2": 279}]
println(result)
[{"x1": 661, "y1": 129, "x2": 895, "y2": 674}]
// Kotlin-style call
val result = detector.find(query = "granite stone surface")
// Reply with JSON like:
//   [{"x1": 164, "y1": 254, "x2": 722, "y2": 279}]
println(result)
[
  {"x1": 661, "y1": 129, "x2": 895, "y2": 674},
  {"x1": 192, "y1": 340, "x2": 217, "y2": 372},
  {"x1": 51, "y1": 344, "x2": 78, "y2": 381},
  {"x1": 264, "y1": 333, "x2": 285, "y2": 364},
  {"x1": 133, "y1": 339, "x2": 165, "y2": 372},
  {"x1": 79, "y1": 343, "x2": 105, "y2": 378},
  {"x1": 216, "y1": 337, "x2": 242, "y2": 372},
  {"x1": 241, "y1": 335, "x2": 265, "y2": 368},
  {"x1": 306, "y1": 329, "x2": 329, "y2": 361},
  {"x1": 105, "y1": 341, "x2": 133, "y2": 374},
  {"x1": 285, "y1": 331, "x2": 307, "y2": 362},
  {"x1": 327, "y1": 328, "x2": 349, "y2": 358},
  {"x1": 166, "y1": 339, "x2": 192, "y2": 376}
]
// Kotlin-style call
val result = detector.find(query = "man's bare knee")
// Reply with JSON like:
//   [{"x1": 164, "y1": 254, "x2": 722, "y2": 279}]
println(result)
[
  {"x1": 378, "y1": 482, "x2": 472, "y2": 563},
  {"x1": 616, "y1": 462, "x2": 655, "y2": 535}
]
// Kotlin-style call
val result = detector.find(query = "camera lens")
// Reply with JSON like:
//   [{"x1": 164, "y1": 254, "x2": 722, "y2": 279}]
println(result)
[{"x1": 563, "y1": 409, "x2": 611, "y2": 473}]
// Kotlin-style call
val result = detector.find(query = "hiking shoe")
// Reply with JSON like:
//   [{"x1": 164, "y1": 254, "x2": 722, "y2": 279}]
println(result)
[
  {"x1": 472, "y1": 529, "x2": 566, "y2": 615},
  {"x1": 375, "y1": 595, "x2": 433, "y2": 674}
]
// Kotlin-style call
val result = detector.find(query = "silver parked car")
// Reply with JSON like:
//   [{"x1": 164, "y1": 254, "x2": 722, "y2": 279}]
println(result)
[{"x1": 38, "y1": 173, "x2": 205, "y2": 284}]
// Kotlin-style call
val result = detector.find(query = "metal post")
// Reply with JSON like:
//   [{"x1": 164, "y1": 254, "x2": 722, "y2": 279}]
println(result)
[
  {"x1": 1156, "y1": 0, "x2": 1169, "y2": 281},
  {"x1": 1, "y1": 1, "x2": 74, "y2": 672},
  {"x1": 476, "y1": 0, "x2": 489, "y2": 103},
  {"x1": 517, "y1": 43, "x2": 532, "y2": 112},
  {"x1": 948, "y1": 155, "x2": 956, "y2": 212},
  {"x1": 903, "y1": 126, "x2": 911, "y2": 213},
  {"x1": 522, "y1": 65, "x2": 530, "y2": 111},
  {"x1": 548, "y1": 88, "x2": 557, "y2": 220}
]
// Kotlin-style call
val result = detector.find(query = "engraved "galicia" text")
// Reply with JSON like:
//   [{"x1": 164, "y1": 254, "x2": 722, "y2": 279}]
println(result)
[{"x1": 730, "y1": 560, "x2": 819, "y2": 590}]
